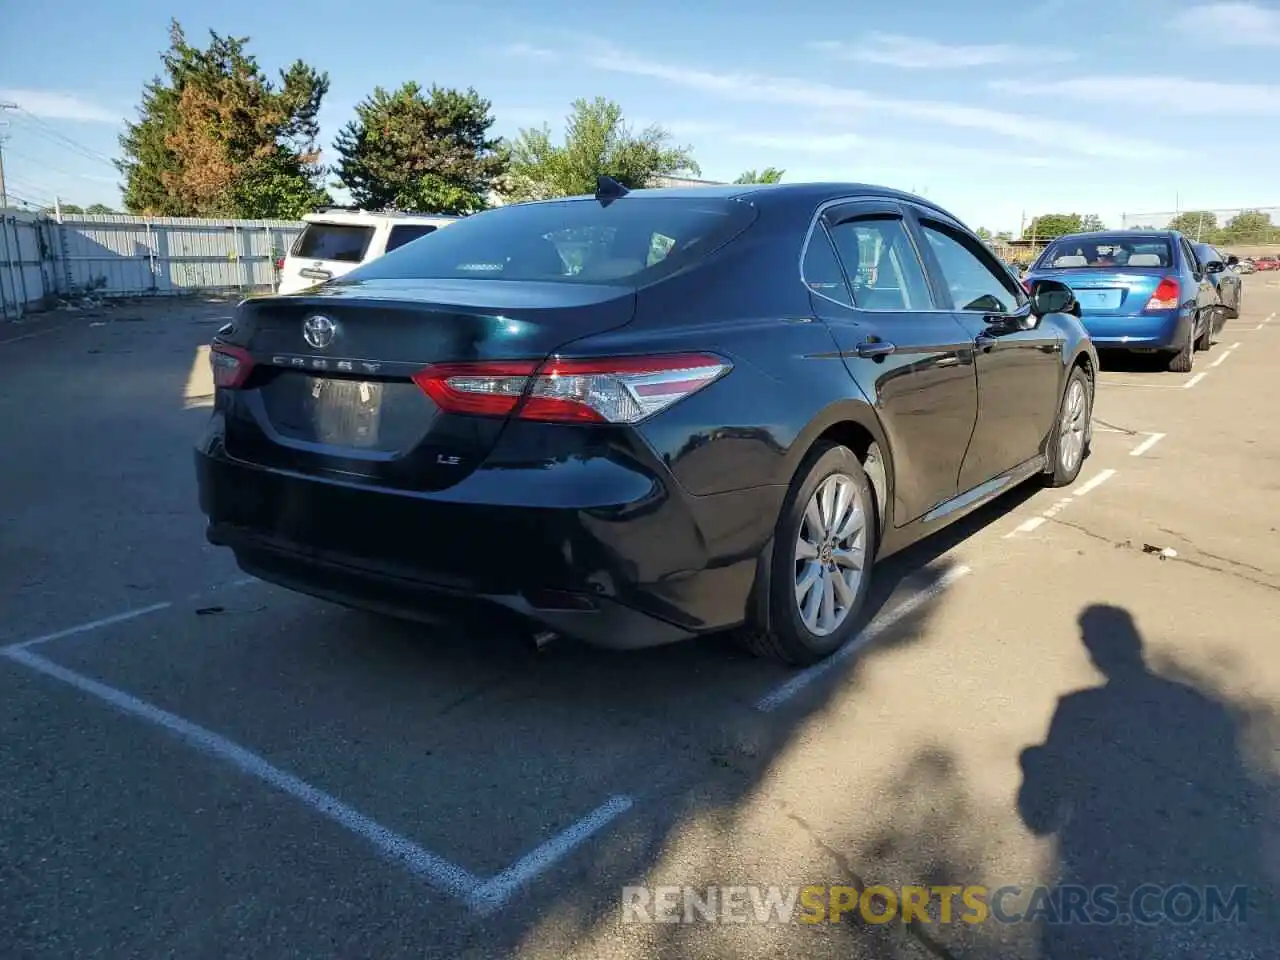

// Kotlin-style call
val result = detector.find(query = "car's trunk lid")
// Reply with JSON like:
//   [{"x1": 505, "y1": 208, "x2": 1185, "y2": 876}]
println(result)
[
  {"x1": 1028, "y1": 267, "x2": 1170, "y2": 315},
  {"x1": 219, "y1": 278, "x2": 636, "y2": 490}
]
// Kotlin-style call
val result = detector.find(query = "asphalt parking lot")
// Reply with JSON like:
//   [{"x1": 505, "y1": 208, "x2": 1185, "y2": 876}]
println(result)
[{"x1": 2, "y1": 284, "x2": 1278, "y2": 960}]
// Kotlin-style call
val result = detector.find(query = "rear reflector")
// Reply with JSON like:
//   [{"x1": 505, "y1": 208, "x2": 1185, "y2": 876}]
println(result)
[
  {"x1": 210, "y1": 342, "x2": 254, "y2": 389},
  {"x1": 1021, "y1": 278, "x2": 1033, "y2": 294},
  {"x1": 1145, "y1": 276, "x2": 1180, "y2": 311},
  {"x1": 412, "y1": 354, "x2": 732, "y2": 424}
]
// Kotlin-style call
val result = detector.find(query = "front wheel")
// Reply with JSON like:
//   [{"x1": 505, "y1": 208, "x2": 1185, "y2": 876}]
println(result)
[
  {"x1": 735, "y1": 443, "x2": 877, "y2": 665},
  {"x1": 1045, "y1": 367, "x2": 1093, "y2": 488}
]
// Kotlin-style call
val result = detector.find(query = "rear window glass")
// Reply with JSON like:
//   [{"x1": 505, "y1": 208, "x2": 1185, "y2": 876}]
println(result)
[
  {"x1": 343, "y1": 197, "x2": 757, "y2": 286},
  {"x1": 1037, "y1": 235, "x2": 1172, "y2": 269},
  {"x1": 385, "y1": 223, "x2": 440, "y2": 253},
  {"x1": 292, "y1": 223, "x2": 375, "y2": 263}
]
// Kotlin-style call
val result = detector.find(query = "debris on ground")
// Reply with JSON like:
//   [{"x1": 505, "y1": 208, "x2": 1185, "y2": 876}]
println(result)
[{"x1": 1142, "y1": 543, "x2": 1179, "y2": 559}]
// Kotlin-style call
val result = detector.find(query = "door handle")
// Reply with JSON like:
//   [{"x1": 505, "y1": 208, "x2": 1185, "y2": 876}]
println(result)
[
  {"x1": 856, "y1": 340, "x2": 896, "y2": 359},
  {"x1": 975, "y1": 334, "x2": 997, "y2": 351}
]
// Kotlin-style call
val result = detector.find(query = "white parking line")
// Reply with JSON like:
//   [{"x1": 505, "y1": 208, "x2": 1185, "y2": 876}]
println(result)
[
  {"x1": 1129, "y1": 432, "x2": 1166, "y2": 457},
  {"x1": 1210, "y1": 349, "x2": 1235, "y2": 368},
  {"x1": 2, "y1": 642, "x2": 636, "y2": 912},
  {"x1": 1257, "y1": 312, "x2": 1273, "y2": 331},
  {"x1": 755, "y1": 565, "x2": 973, "y2": 712},
  {"x1": 1183, "y1": 372, "x2": 1208, "y2": 389},
  {"x1": 3, "y1": 602, "x2": 173, "y2": 652},
  {"x1": 468, "y1": 795, "x2": 635, "y2": 913},
  {"x1": 1073, "y1": 468, "x2": 1117, "y2": 497}
]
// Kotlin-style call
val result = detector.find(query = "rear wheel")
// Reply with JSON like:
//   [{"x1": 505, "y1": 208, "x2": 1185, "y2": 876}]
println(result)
[
  {"x1": 1168, "y1": 320, "x2": 1195, "y2": 372},
  {"x1": 735, "y1": 443, "x2": 876, "y2": 665},
  {"x1": 1045, "y1": 367, "x2": 1092, "y2": 488}
]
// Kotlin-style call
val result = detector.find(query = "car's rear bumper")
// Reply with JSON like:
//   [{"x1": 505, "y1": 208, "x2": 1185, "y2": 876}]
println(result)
[
  {"x1": 1081, "y1": 309, "x2": 1189, "y2": 350},
  {"x1": 195, "y1": 437, "x2": 781, "y2": 649}
]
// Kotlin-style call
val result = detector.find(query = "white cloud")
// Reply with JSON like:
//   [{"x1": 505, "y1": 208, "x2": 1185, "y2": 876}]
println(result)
[
  {"x1": 0, "y1": 89, "x2": 122, "y2": 124},
  {"x1": 989, "y1": 74, "x2": 1280, "y2": 115},
  {"x1": 811, "y1": 33, "x2": 1073, "y2": 69},
  {"x1": 727, "y1": 130, "x2": 1075, "y2": 169},
  {"x1": 496, "y1": 42, "x2": 559, "y2": 61},
  {"x1": 1174, "y1": 2, "x2": 1280, "y2": 45},
  {"x1": 579, "y1": 43, "x2": 1176, "y2": 161}
]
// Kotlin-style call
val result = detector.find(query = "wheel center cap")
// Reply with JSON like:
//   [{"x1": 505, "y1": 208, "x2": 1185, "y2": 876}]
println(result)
[{"x1": 819, "y1": 543, "x2": 834, "y2": 565}]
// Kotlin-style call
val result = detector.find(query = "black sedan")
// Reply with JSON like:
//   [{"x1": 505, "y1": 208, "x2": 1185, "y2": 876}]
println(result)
[
  {"x1": 196, "y1": 180, "x2": 1096, "y2": 665},
  {"x1": 1192, "y1": 241, "x2": 1243, "y2": 341}
]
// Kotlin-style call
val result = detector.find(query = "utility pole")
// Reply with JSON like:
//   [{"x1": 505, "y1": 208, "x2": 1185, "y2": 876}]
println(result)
[{"x1": 0, "y1": 101, "x2": 17, "y2": 209}]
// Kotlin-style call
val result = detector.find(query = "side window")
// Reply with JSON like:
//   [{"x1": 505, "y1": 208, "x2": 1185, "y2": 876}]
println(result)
[
  {"x1": 920, "y1": 222, "x2": 1020, "y2": 313},
  {"x1": 802, "y1": 226, "x2": 853, "y2": 307},
  {"x1": 385, "y1": 224, "x2": 439, "y2": 253},
  {"x1": 1181, "y1": 238, "x2": 1200, "y2": 272},
  {"x1": 825, "y1": 215, "x2": 932, "y2": 310}
]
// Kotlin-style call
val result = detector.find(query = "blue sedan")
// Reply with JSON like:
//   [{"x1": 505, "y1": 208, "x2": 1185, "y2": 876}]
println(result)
[{"x1": 1024, "y1": 230, "x2": 1217, "y2": 371}]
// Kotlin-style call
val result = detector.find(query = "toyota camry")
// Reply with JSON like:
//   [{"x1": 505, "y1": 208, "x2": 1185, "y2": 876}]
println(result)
[{"x1": 196, "y1": 179, "x2": 1096, "y2": 665}]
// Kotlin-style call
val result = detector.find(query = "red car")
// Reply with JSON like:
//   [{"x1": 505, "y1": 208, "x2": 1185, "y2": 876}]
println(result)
[{"x1": 1254, "y1": 256, "x2": 1280, "y2": 271}]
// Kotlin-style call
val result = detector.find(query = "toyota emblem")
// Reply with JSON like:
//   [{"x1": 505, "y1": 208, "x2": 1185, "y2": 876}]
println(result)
[{"x1": 302, "y1": 314, "x2": 336, "y2": 349}]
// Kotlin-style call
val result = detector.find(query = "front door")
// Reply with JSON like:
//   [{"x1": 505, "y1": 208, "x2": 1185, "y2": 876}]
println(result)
[
  {"x1": 805, "y1": 201, "x2": 979, "y2": 526},
  {"x1": 908, "y1": 211, "x2": 1064, "y2": 492}
]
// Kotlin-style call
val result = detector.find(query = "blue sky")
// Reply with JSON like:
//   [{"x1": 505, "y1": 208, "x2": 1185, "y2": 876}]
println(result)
[{"x1": 3, "y1": 0, "x2": 1280, "y2": 232}]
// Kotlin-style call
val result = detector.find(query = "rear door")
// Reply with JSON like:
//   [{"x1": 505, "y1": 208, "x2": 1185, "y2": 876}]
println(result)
[
  {"x1": 910, "y1": 209, "x2": 1063, "y2": 489},
  {"x1": 279, "y1": 221, "x2": 377, "y2": 294},
  {"x1": 806, "y1": 200, "x2": 978, "y2": 526}
]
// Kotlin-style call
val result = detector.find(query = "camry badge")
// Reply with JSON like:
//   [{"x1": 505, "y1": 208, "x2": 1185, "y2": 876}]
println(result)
[{"x1": 302, "y1": 314, "x2": 336, "y2": 350}]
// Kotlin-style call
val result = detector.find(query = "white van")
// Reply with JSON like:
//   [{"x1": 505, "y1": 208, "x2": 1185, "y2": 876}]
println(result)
[{"x1": 276, "y1": 209, "x2": 460, "y2": 295}]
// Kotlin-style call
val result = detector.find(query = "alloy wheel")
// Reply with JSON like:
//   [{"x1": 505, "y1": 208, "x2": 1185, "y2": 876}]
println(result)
[{"x1": 794, "y1": 473, "x2": 868, "y2": 636}]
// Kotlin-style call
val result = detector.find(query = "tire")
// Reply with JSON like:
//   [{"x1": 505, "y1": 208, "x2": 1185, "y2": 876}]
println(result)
[
  {"x1": 1044, "y1": 366, "x2": 1092, "y2": 488},
  {"x1": 1195, "y1": 309, "x2": 1214, "y2": 352},
  {"x1": 735, "y1": 442, "x2": 877, "y2": 665},
  {"x1": 1168, "y1": 320, "x2": 1195, "y2": 372}
]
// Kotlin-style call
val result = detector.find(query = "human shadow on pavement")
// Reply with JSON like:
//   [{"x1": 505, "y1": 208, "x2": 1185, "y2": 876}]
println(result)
[{"x1": 1017, "y1": 604, "x2": 1280, "y2": 959}]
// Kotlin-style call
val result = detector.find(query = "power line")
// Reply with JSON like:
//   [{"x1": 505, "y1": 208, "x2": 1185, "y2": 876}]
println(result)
[{"x1": 12, "y1": 107, "x2": 117, "y2": 169}]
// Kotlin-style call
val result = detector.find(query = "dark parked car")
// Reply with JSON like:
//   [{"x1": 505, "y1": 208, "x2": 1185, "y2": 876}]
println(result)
[
  {"x1": 1025, "y1": 230, "x2": 1217, "y2": 370},
  {"x1": 1192, "y1": 241, "x2": 1242, "y2": 337},
  {"x1": 196, "y1": 181, "x2": 1097, "y2": 665}
]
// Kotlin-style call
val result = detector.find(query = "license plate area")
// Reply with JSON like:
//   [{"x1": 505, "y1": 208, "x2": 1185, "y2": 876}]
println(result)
[
  {"x1": 309, "y1": 377, "x2": 383, "y2": 448},
  {"x1": 1076, "y1": 289, "x2": 1123, "y2": 310}
]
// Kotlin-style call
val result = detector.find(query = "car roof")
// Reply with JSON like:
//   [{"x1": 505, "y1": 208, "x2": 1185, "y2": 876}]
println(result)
[
  {"x1": 1048, "y1": 230, "x2": 1178, "y2": 243},
  {"x1": 523, "y1": 181, "x2": 969, "y2": 224},
  {"x1": 302, "y1": 209, "x2": 462, "y2": 226}
]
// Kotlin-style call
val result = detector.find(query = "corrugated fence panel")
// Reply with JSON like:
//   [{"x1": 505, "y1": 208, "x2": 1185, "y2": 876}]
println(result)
[
  {"x1": 0, "y1": 211, "x2": 56, "y2": 320},
  {"x1": 57, "y1": 215, "x2": 304, "y2": 297}
]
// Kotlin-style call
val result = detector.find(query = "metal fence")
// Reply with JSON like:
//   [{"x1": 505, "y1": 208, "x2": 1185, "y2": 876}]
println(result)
[
  {"x1": 0, "y1": 208, "x2": 305, "y2": 321},
  {"x1": 1121, "y1": 207, "x2": 1280, "y2": 252}
]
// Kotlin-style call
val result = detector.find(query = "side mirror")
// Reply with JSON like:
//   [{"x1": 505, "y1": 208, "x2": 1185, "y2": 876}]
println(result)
[
  {"x1": 1204, "y1": 260, "x2": 1224, "y2": 274},
  {"x1": 1028, "y1": 278, "x2": 1077, "y2": 317}
]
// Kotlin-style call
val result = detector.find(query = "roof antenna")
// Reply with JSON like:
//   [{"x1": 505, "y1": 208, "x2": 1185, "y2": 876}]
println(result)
[{"x1": 595, "y1": 174, "x2": 630, "y2": 205}]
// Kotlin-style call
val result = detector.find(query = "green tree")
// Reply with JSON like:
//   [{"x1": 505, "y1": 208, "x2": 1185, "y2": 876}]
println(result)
[
  {"x1": 1079, "y1": 214, "x2": 1105, "y2": 231},
  {"x1": 734, "y1": 167, "x2": 784, "y2": 184},
  {"x1": 975, "y1": 227, "x2": 993, "y2": 241},
  {"x1": 332, "y1": 82, "x2": 505, "y2": 215},
  {"x1": 1218, "y1": 209, "x2": 1278, "y2": 244},
  {"x1": 1167, "y1": 211, "x2": 1218, "y2": 241},
  {"x1": 117, "y1": 20, "x2": 330, "y2": 218},
  {"x1": 85, "y1": 203, "x2": 117, "y2": 215},
  {"x1": 499, "y1": 97, "x2": 699, "y2": 202},
  {"x1": 43, "y1": 203, "x2": 84, "y2": 215},
  {"x1": 1025, "y1": 213, "x2": 1084, "y2": 240}
]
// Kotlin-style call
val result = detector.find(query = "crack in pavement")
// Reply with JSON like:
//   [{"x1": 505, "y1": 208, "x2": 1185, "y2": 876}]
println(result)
[
  {"x1": 780, "y1": 804, "x2": 962, "y2": 960},
  {"x1": 1046, "y1": 519, "x2": 1280, "y2": 594}
]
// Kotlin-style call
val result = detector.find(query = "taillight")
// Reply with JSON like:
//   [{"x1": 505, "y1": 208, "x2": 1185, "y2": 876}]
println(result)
[
  {"x1": 412, "y1": 354, "x2": 732, "y2": 424},
  {"x1": 1145, "y1": 277, "x2": 1180, "y2": 311},
  {"x1": 1021, "y1": 277, "x2": 1033, "y2": 294},
  {"x1": 210, "y1": 342, "x2": 254, "y2": 389},
  {"x1": 274, "y1": 257, "x2": 285, "y2": 270}
]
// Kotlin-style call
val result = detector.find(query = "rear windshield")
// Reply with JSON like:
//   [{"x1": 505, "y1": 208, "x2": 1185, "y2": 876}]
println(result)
[
  {"x1": 1037, "y1": 235, "x2": 1173, "y2": 270},
  {"x1": 385, "y1": 223, "x2": 440, "y2": 253},
  {"x1": 292, "y1": 223, "x2": 375, "y2": 263},
  {"x1": 343, "y1": 197, "x2": 757, "y2": 286}
]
